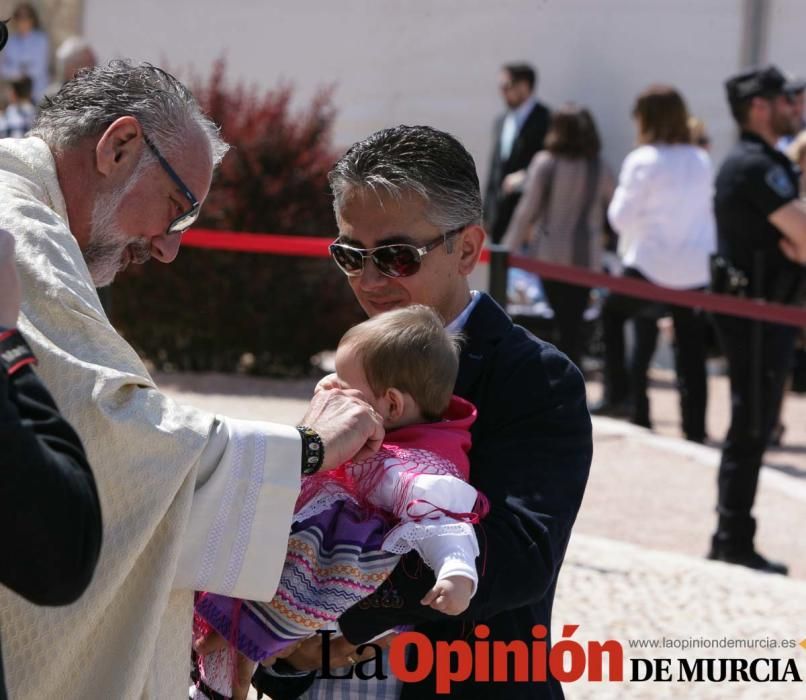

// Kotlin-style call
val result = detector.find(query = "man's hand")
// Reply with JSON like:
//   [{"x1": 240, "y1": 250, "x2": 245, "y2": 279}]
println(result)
[
  {"x1": 421, "y1": 575, "x2": 473, "y2": 615},
  {"x1": 501, "y1": 169, "x2": 527, "y2": 195},
  {"x1": 779, "y1": 236, "x2": 806, "y2": 265},
  {"x1": 769, "y1": 200, "x2": 806, "y2": 264},
  {"x1": 275, "y1": 631, "x2": 397, "y2": 672},
  {"x1": 0, "y1": 230, "x2": 21, "y2": 328},
  {"x1": 300, "y1": 388, "x2": 384, "y2": 470}
]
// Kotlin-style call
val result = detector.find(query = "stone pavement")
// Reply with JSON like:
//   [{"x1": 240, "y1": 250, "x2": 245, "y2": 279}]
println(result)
[
  {"x1": 158, "y1": 369, "x2": 806, "y2": 698},
  {"x1": 556, "y1": 535, "x2": 806, "y2": 699}
]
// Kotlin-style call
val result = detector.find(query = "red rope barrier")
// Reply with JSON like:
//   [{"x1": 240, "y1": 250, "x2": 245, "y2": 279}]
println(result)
[
  {"x1": 510, "y1": 255, "x2": 806, "y2": 328},
  {"x1": 182, "y1": 230, "x2": 333, "y2": 257},
  {"x1": 180, "y1": 230, "x2": 803, "y2": 328},
  {"x1": 183, "y1": 229, "x2": 493, "y2": 261}
]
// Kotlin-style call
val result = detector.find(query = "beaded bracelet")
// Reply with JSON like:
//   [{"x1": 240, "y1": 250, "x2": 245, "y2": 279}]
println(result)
[{"x1": 295, "y1": 424, "x2": 324, "y2": 475}]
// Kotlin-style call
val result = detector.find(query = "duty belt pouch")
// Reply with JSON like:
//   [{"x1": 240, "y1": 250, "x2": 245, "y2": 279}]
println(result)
[{"x1": 710, "y1": 254, "x2": 748, "y2": 297}]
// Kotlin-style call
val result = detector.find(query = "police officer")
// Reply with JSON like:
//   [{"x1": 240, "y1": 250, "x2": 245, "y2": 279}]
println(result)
[{"x1": 709, "y1": 65, "x2": 806, "y2": 574}]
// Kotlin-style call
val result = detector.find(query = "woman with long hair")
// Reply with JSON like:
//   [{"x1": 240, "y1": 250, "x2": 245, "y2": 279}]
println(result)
[
  {"x1": 592, "y1": 85, "x2": 715, "y2": 442},
  {"x1": 503, "y1": 103, "x2": 615, "y2": 368}
]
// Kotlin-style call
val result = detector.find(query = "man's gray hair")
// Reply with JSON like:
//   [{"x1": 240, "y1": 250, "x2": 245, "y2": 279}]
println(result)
[
  {"x1": 328, "y1": 125, "x2": 482, "y2": 231},
  {"x1": 31, "y1": 59, "x2": 229, "y2": 165}
]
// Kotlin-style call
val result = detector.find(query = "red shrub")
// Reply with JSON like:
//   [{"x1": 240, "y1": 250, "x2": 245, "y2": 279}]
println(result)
[{"x1": 110, "y1": 61, "x2": 363, "y2": 376}]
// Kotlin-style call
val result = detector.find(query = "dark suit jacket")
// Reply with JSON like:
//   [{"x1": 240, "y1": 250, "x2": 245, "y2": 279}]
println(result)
[
  {"x1": 0, "y1": 364, "x2": 103, "y2": 700},
  {"x1": 484, "y1": 101, "x2": 551, "y2": 243},
  {"x1": 256, "y1": 293, "x2": 592, "y2": 699}
]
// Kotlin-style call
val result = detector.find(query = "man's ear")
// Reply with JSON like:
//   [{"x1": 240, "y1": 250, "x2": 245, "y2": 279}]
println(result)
[
  {"x1": 456, "y1": 225, "x2": 485, "y2": 276},
  {"x1": 385, "y1": 388, "x2": 406, "y2": 423},
  {"x1": 95, "y1": 115, "x2": 144, "y2": 178}
]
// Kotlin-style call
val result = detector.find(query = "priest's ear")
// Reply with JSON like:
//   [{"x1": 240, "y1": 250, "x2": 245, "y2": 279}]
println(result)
[{"x1": 95, "y1": 116, "x2": 144, "y2": 181}]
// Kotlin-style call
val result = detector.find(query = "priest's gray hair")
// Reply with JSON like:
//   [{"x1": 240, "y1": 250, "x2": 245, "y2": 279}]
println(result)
[
  {"x1": 328, "y1": 125, "x2": 482, "y2": 232},
  {"x1": 31, "y1": 59, "x2": 229, "y2": 165}
]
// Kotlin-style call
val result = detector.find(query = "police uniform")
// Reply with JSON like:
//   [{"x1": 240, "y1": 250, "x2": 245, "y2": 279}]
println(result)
[{"x1": 709, "y1": 66, "x2": 806, "y2": 573}]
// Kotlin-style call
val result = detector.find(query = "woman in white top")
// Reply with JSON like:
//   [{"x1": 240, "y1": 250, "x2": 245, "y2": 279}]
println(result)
[{"x1": 592, "y1": 85, "x2": 715, "y2": 442}]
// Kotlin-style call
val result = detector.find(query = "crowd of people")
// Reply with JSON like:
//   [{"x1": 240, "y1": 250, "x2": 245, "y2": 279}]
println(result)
[
  {"x1": 0, "y1": 8, "x2": 804, "y2": 700},
  {"x1": 0, "y1": 3, "x2": 95, "y2": 138},
  {"x1": 488, "y1": 61, "x2": 806, "y2": 575}
]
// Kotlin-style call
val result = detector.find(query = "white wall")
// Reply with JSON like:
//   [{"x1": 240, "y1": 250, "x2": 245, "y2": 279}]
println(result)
[
  {"x1": 84, "y1": 0, "x2": 781, "y2": 191},
  {"x1": 767, "y1": 0, "x2": 806, "y2": 83}
]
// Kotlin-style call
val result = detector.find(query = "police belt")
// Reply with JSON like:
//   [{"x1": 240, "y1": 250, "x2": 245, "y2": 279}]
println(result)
[{"x1": 711, "y1": 254, "x2": 806, "y2": 306}]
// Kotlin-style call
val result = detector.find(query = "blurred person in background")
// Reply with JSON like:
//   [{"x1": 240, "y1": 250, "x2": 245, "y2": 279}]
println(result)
[
  {"x1": 484, "y1": 62, "x2": 550, "y2": 243},
  {"x1": 786, "y1": 129, "x2": 806, "y2": 193},
  {"x1": 592, "y1": 85, "x2": 714, "y2": 444},
  {"x1": 776, "y1": 77, "x2": 805, "y2": 150},
  {"x1": 762, "y1": 126, "x2": 806, "y2": 448},
  {"x1": 503, "y1": 104, "x2": 615, "y2": 368},
  {"x1": 0, "y1": 3, "x2": 49, "y2": 103},
  {"x1": 43, "y1": 35, "x2": 97, "y2": 100},
  {"x1": 4, "y1": 75, "x2": 36, "y2": 137}
]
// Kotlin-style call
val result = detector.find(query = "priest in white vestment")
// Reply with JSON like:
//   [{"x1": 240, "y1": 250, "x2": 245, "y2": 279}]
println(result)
[{"x1": 0, "y1": 60, "x2": 382, "y2": 699}]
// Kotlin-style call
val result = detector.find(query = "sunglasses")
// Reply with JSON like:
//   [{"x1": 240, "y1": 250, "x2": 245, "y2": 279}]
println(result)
[
  {"x1": 329, "y1": 226, "x2": 467, "y2": 278},
  {"x1": 143, "y1": 134, "x2": 201, "y2": 235}
]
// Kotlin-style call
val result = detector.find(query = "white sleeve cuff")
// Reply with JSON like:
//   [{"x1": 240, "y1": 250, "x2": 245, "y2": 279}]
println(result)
[{"x1": 417, "y1": 533, "x2": 479, "y2": 596}]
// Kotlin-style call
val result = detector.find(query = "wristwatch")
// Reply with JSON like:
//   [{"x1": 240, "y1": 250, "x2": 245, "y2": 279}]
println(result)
[
  {"x1": 296, "y1": 425, "x2": 324, "y2": 475},
  {"x1": 0, "y1": 328, "x2": 36, "y2": 376}
]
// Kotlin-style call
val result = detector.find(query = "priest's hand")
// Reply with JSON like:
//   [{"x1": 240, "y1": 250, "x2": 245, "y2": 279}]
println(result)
[
  {"x1": 314, "y1": 372, "x2": 342, "y2": 393},
  {"x1": 301, "y1": 388, "x2": 384, "y2": 470},
  {"x1": 0, "y1": 230, "x2": 21, "y2": 328}
]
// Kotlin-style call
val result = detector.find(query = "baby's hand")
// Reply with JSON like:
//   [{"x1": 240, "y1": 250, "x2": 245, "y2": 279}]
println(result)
[
  {"x1": 421, "y1": 576, "x2": 473, "y2": 616},
  {"x1": 314, "y1": 372, "x2": 345, "y2": 393}
]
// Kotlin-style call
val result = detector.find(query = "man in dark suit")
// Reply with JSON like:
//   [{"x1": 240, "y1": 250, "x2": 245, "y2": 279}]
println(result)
[
  {"x1": 484, "y1": 63, "x2": 551, "y2": 243},
  {"x1": 252, "y1": 126, "x2": 592, "y2": 699}
]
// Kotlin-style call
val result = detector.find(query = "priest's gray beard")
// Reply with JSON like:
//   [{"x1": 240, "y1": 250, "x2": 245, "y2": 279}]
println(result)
[{"x1": 84, "y1": 162, "x2": 152, "y2": 288}]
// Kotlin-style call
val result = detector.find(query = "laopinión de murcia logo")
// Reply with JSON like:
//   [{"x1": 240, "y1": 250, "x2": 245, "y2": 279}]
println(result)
[{"x1": 316, "y1": 626, "x2": 806, "y2": 692}]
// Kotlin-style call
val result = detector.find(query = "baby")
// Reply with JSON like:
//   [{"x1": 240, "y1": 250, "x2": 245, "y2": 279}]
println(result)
[
  {"x1": 313, "y1": 303, "x2": 484, "y2": 611},
  {"x1": 192, "y1": 305, "x2": 487, "y2": 698}
]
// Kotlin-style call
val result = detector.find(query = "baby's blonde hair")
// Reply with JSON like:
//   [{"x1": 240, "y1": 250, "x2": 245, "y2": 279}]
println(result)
[{"x1": 340, "y1": 305, "x2": 462, "y2": 421}]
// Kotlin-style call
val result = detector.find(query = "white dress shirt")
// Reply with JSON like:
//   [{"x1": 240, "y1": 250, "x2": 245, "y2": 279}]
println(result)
[
  {"x1": 500, "y1": 97, "x2": 537, "y2": 161},
  {"x1": 608, "y1": 144, "x2": 716, "y2": 288}
]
